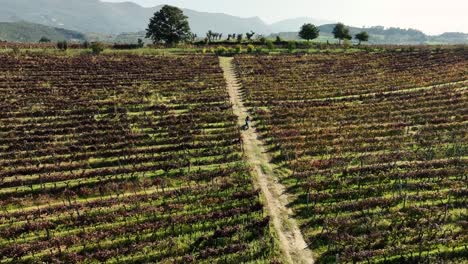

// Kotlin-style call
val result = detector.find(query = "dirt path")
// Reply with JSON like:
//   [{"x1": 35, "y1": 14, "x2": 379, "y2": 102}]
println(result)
[{"x1": 220, "y1": 57, "x2": 314, "y2": 264}]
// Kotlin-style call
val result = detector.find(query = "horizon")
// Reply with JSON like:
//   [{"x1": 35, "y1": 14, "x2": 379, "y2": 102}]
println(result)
[{"x1": 105, "y1": 0, "x2": 468, "y2": 35}]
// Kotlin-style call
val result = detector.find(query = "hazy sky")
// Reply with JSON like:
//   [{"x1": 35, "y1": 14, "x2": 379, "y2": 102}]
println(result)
[{"x1": 106, "y1": 0, "x2": 468, "y2": 35}]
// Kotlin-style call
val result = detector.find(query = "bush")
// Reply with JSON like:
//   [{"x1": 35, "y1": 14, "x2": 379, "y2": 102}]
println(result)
[
  {"x1": 57, "y1": 41, "x2": 68, "y2": 51},
  {"x1": 343, "y1": 39, "x2": 351, "y2": 49},
  {"x1": 287, "y1": 41, "x2": 296, "y2": 52},
  {"x1": 266, "y1": 40, "x2": 274, "y2": 50},
  {"x1": 82, "y1": 41, "x2": 89, "y2": 49},
  {"x1": 275, "y1": 36, "x2": 282, "y2": 43},
  {"x1": 90, "y1": 42, "x2": 105, "y2": 55},
  {"x1": 215, "y1": 46, "x2": 228, "y2": 55},
  {"x1": 137, "y1": 38, "x2": 145, "y2": 48},
  {"x1": 235, "y1": 45, "x2": 242, "y2": 54},
  {"x1": 247, "y1": 44, "x2": 255, "y2": 53}
]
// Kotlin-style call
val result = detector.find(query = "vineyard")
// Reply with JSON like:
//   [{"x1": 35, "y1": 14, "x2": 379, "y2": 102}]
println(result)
[
  {"x1": 234, "y1": 49, "x2": 468, "y2": 263},
  {"x1": 0, "y1": 54, "x2": 279, "y2": 263}
]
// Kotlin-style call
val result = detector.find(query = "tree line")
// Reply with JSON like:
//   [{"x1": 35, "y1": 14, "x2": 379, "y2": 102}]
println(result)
[{"x1": 146, "y1": 5, "x2": 370, "y2": 46}]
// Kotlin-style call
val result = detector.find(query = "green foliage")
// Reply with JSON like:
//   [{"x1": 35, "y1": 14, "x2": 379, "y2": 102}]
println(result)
[
  {"x1": 145, "y1": 5, "x2": 192, "y2": 45},
  {"x1": 266, "y1": 40, "x2": 274, "y2": 50},
  {"x1": 237, "y1": 34, "x2": 243, "y2": 43},
  {"x1": 332, "y1": 23, "x2": 352, "y2": 44},
  {"x1": 247, "y1": 44, "x2": 255, "y2": 53},
  {"x1": 299, "y1": 23, "x2": 320, "y2": 41},
  {"x1": 235, "y1": 45, "x2": 243, "y2": 54},
  {"x1": 90, "y1": 42, "x2": 105, "y2": 55},
  {"x1": 275, "y1": 36, "x2": 282, "y2": 43},
  {"x1": 39, "y1": 36, "x2": 51, "y2": 43},
  {"x1": 137, "y1": 38, "x2": 144, "y2": 48},
  {"x1": 355, "y1": 31, "x2": 369, "y2": 44},
  {"x1": 57, "y1": 41, "x2": 68, "y2": 51},
  {"x1": 206, "y1": 30, "x2": 222, "y2": 43},
  {"x1": 287, "y1": 41, "x2": 296, "y2": 52},
  {"x1": 215, "y1": 46, "x2": 228, "y2": 55},
  {"x1": 246, "y1": 31, "x2": 255, "y2": 41}
]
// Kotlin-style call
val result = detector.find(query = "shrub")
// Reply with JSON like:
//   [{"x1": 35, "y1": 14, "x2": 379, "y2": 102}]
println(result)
[
  {"x1": 137, "y1": 38, "x2": 145, "y2": 48},
  {"x1": 275, "y1": 36, "x2": 282, "y2": 43},
  {"x1": 235, "y1": 45, "x2": 242, "y2": 54},
  {"x1": 343, "y1": 39, "x2": 351, "y2": 49},
  {"x1": 247, "y1": 44, "x2": 255, "y2": 53},
  {"x1": 287, "y1": 41, "x2": 296, "y2": 52},
  {"x1": 57, "y1": 41, "x2": 68, "y2": 51},
  {"x1": 215, "y1": 46, "x2": 228, "y2": 55},
  {"x1": 90, "y1": 42, "x2": 105, "y2": 55},
  {"x1": 266, "y1": 40, "x2": 274, "y2": 50}
]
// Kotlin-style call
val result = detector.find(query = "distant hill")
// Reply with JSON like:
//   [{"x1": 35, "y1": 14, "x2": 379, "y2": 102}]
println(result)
[
  {"x1": 0, "y1": 21, "x2": 86, "y2": 42},
  {"x1": 270, "y1": 17, "x2": 333, "y2": 32},
  {"x1": 269, "y1": 24, "x2": 468, "y2": 44},
  {"x1": 0, "y1": 0, "x2": 466, "y2": 44},
  {"x1": 0, "y1": 0, "x2": 273, "y2": 35}
]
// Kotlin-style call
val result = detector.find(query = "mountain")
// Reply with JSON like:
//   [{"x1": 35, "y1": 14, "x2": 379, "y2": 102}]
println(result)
[
  {"x1": 0, "y1": 0, "x2": 273, "y2": 35},
  {"x1": 0, "y1": 0, "x2": 465, "y2": 44},
  {"x1": 269, "y1": 24, "x2": 468, "y2": 44},
  {"x1": 0, "y1": 21, "x2": 86, "y2": 42},
  {"x1": 270, "y1": 17, "x2": 333, "y2": 32}
]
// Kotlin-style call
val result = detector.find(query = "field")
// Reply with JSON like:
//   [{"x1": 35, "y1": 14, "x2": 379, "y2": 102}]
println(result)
[
  {"x1": 0, "y1": 47, "x2": 467, "y2": 264},
  {"x1": 0, "y1": 54, "x2": 279, "y2": 263},
  {"x1": 234, "y1": 49, "x2": 468, "y2": 263}
]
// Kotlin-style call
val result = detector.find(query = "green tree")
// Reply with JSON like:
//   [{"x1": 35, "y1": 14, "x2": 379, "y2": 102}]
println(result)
[
  {"x1": 137, "y1": 38, "x2": 144, "y2": 48},
  {"x1": 246, "y1": 31, "x2": 255, "y2": 41},
  {"x1": 90, "y1": 42, "x2": 105, "y2": 55},
  {"x1": 299, "y1": 24, "x2": 320, "y2": 41},
  {"x1": 39, "y1": 37, "x2": 51, "y2": 43},
  {"x1": 332, "y1": 23, "x2": 352, "y2": 45},
  {"x1": 355, "y1": 31, "x2": 369, "y2": 45},
  {"x1": 146, "y1": 5, "x2": 191, "y2": 45}
]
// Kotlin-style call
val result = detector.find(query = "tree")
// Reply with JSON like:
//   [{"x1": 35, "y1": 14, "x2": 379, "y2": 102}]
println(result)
[
  {"x1": 355, "y1": 31, "x2": 369, "y2": 45},
  {"x1": 137, "y1": 38, "x2": 144, "y2": 48},
  {"x1": 146, "y1": 5, "x2": 191, "y2": 45},
  {"x1": 332, "y1": 23, "x2": 352, "y2": 44},
  {"x1": 237, "y1": 34, "x2": 243, "y2": 43},
  {"x1": 206, "y1": 30, "x2": 214, "y2": 43},
  {"x1": 275, "y1": 36, "x2": 283, "y2": 43},
  {"x1": 39, "y1": 37, "x2": 51, "y2": 43},
  {"x1": 246, "y1": 31, "x2": 255, "y2": 41},
  {"x1": 299, "y1": 24, "x2": 320, "y2": 41}
]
